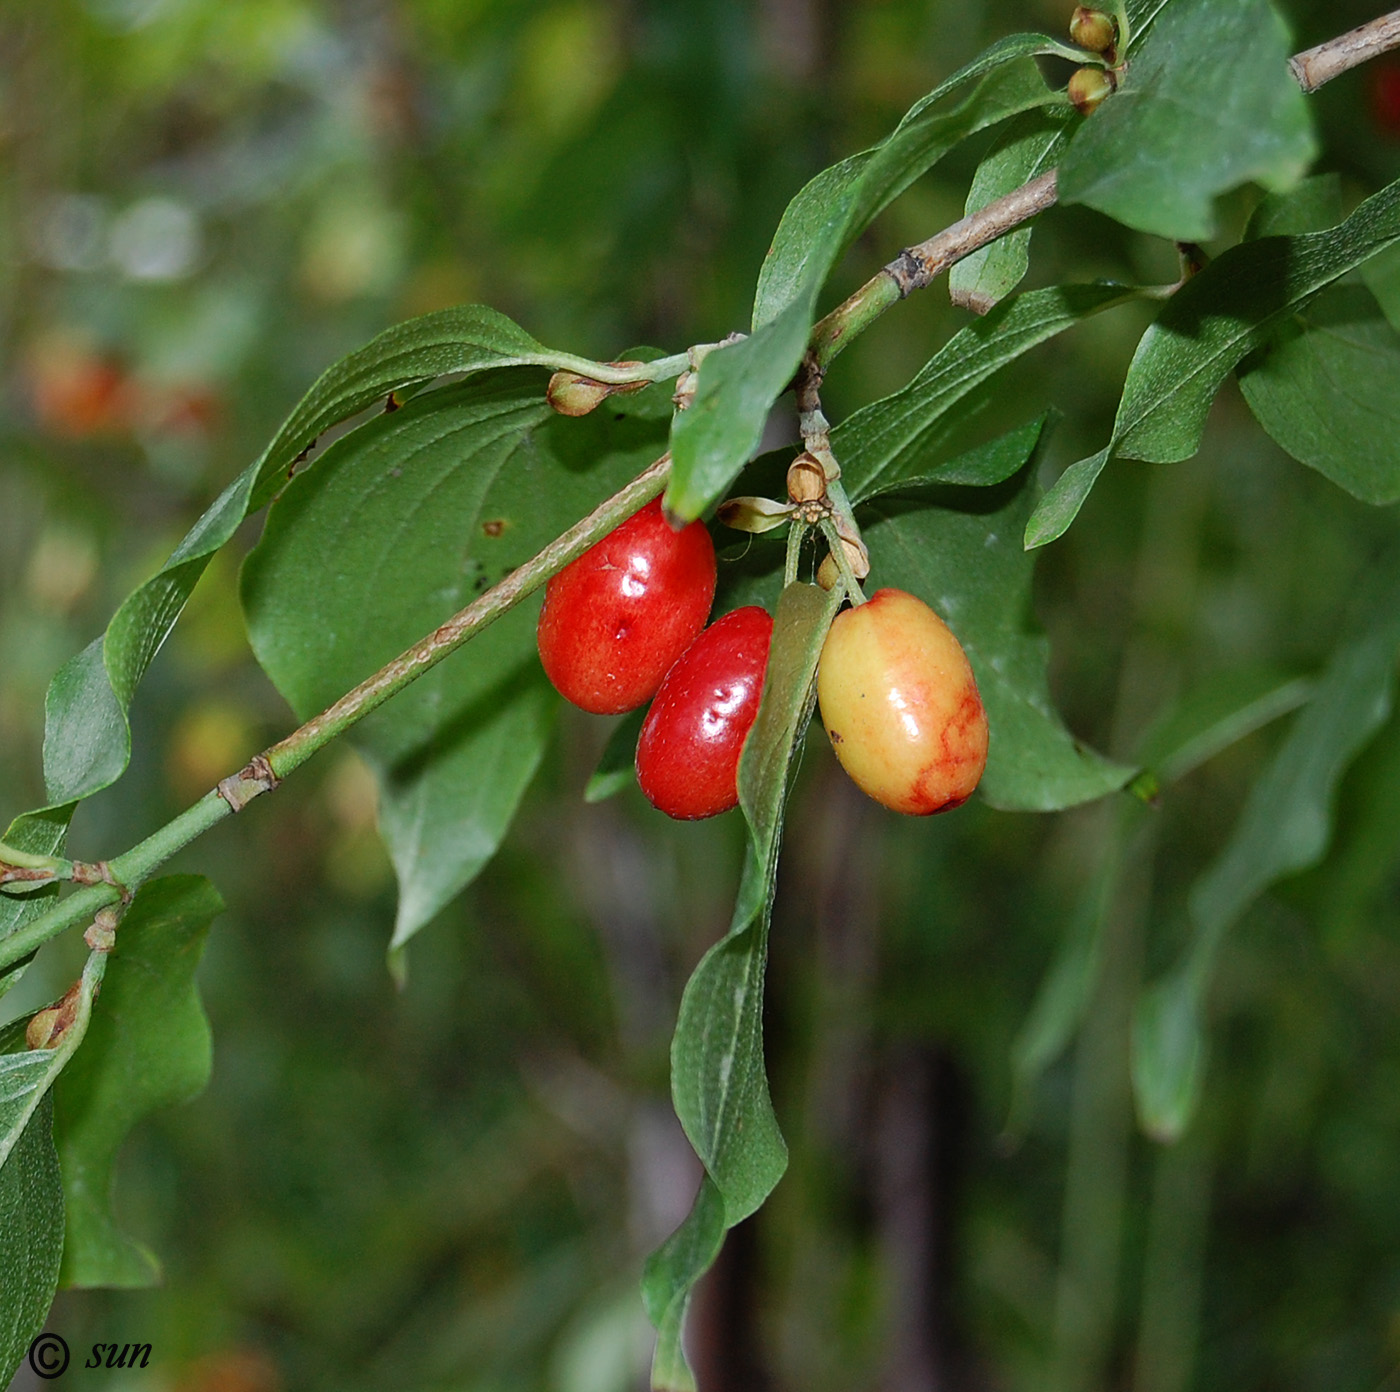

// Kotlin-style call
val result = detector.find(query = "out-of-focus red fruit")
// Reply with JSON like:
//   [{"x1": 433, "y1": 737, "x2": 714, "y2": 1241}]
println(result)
[
  {"x1": 635, "y1": 605, "x2": 773, "y2": 820},
  {"x1": 27, "y1": 351, "x2": 131, "y2": 437},
  {"x1": 537, "y1": 497, "x2": 717, "y2": 715},
  {"x1": 1370, "y1": 62, "x2": 1400, "y2": 139}
]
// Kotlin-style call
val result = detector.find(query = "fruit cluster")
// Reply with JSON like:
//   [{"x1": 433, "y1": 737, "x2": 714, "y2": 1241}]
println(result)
[{"x1": 536, "y1": 496, "x2": 988, "y2": 819}]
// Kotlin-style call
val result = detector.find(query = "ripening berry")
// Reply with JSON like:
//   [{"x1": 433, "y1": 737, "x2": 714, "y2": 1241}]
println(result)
[
  {"x1": 537, "y1": 498, "x2": 716, "y2": 714},
  {"x1": 817, "y1": 588, "x2": 988, "y2": 815},
  {"x1": 635, "y1": 606, "x2": 773, "y2": 819}
]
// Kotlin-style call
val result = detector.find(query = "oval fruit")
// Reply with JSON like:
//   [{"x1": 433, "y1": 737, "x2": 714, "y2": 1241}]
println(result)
[
  {"x1": 537, "y1": 498, "x2": 717, "y2": 714},
  {"x1": 635, "y1": 605, "x2": 774, "y2": 819},
  {"x1": 817, "y1": 588, "x2": 988, "y2": 815}
]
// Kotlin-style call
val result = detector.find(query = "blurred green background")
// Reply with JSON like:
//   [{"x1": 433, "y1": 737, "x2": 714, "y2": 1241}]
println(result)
[{"x1": 4, "y1": 1, "x2": 1400, "y2": 1388}]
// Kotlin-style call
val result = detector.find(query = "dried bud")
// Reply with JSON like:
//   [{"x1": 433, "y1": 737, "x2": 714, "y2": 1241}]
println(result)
[
  {"x1": 672, "y1": 369, "x2": 697, "y2": 413},
  {"x1": 1068, "y1": 65, "x2": 1116, "y2": 116},
  {"x1": 816, "y1": 536, "x2": 870, "y2": 590},
  {"x1": 1069, "y1": 6, "x2": 1117, "y2": 54},
  {"x1": 786, "y1": 453, "x2": 828, "y2": 504},
  {"x1": 25, "y1": 1006, "x2": 61, "y2": 1050},
  {"x1": 547, "y1": 371, "x2": 611, "y2": 417},
  {"x1": 717, "y1": 496, "x2": 795, "y2": 534}
]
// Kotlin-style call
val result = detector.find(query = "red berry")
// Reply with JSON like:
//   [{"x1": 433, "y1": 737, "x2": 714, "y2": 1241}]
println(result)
[
  {"x1": 537, "y1": 497, "x2": 717, "y2": 714},
  {"x1": 635, "y1": 605, "x2": 773, "y2": 820}
]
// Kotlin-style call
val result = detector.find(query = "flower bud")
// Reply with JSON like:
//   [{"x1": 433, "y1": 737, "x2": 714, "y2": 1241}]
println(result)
[
  {"x1": 786, "y1": 452, "x2": 827, "y2": 504},
  {"x1": 1069, "y1": 6, "x2": 1117, "y2": 54},
  {"x1": 547, "y1": 371, "x2": 610, "y2": 417},
  {"x1": 26, "y1": 1006, "x2": 61, "y2": 1050},
  {"x1": 1068, "y1": 65, "x2": 1116, "y2": 116},
  {"x1": 816, "y1": 536, "x2": 869, "y2": 590},
  {"x1": 717, "y1": 496, "x2": 795, "y2": 534}
]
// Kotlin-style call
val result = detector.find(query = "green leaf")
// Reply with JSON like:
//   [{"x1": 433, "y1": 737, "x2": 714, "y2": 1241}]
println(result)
[
  {"x1": 950, "y1": 106, "x2": 1077, "y2": 313},
  {"x1": 583, "y1": 708, "x2": 646, "y2": 804},
  {"x1": 1008, "y1": 807, "x2": 1136, "y2": 1134},
  {"x1": 1027, "y1": 176, "x2": 1400, "y2": 547},
  {"x1": 641, "y1": 1177, "x2": 725, "y2": 1392},
  {"x1": 1133, "y1": 551, "x2": 1400, "y2": 1139},
  {"x1": 835, "y1": 283, "x2": 1139, "y2": 504},
  {"x1": 53, "y1": 875, "x2": 222, "y2": 1289},
  {"x1": 30, "y1": 305, "x2": 638, "y2": 818},
  {"x1": 857, "y1": 415, "x2": 1052, "y2": 498},
  {"x1": 1362, "y1": 242, "x2": 1400, "y2": 332},
  {"x1": 1238, "y1": 286, "x2": 1400, "y2": 505},
  {"x1": 243, "y1": 369, "x2": 668, "y2": 955},
  {"x1": 0, "y1": 1092, "x2": 64, "y2": 1390},
  {"x1": 1244, "y1": 172, "x2": 1343, "y2": 240},
  {"x1": 1, "y1": 953, "x2": 104, "y2": 1174},
  {"x1": 1136, "y1": 668, "x2": 1314, "y2": 787},
  {"x1": 666, "y1": 41, "x2": 1069, "y2": 523},
  {"x1": 1058, "y1": 0, "x2": 1315, "y2": 242},
  {"x1": 0, "y1": 809, "x2": 74, "y2": 1001},
  {"x1": 646, "y1": 581, "x2": 840, "y2": 1391},
  {"x1": 857, "y1": 467, "x2": 1134, "y2": 811}
]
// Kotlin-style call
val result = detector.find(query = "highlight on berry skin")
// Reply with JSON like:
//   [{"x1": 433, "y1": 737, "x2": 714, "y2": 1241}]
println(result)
[
  {"x1": 536, "y1": 497, "x2": 716, "y2": 715},
  {"x1": 816, "y1": 587, "x2": 988, "y2": 815}
]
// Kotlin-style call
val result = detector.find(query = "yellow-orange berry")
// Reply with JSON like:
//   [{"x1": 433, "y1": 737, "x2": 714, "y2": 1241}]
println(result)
[{"x1": 816, "y1": 588, "x2": 988, "y2": 815}]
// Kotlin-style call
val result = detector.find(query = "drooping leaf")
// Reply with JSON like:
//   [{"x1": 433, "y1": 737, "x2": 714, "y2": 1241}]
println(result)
[
  {"x1": 1009, "y1": 666, "x2": 1314, "y2": 1131},
  {"x1": 1026, "y1": 175, "x2": 1400, "y2": 547},
  {"x1": 1058, "y1": 0, "x2": 1315, "y2": 242},
  {"x1": 1008, "y1": 803, "x2": 1140, "y2": 1134},
  {"x1": 584, "y1": 708, "x2": 647, "y2": 804},
  {"x1": 950, "y1": 106, "x2": 1077, "y2": 313},
  {"x1": 835, "y1": 282, "x2": 1140, "y2": 504},
  {"x1": 1133, "y1": 550, "x2": 1400, "y2": 1140},
  {"x1": 242, "y1": 369, "x2": 668, "y2": 955},
  {"x1": 1135, "y1": 668, "x2": 1315, "y2": 787},
  {"x1": 644, "y1": 581, "x2": 840, "y2": 1391},
  {"x1": 0, "y1": 1091, "x2": 63, "y2": 1390},
  {"x1": 666, "y1": 40, "x2": 1072, "y2": 524},
  {"x1": 29, "y1": 305, "x2": 646, "y2": 822},
  {"x1": 858, "y1": 465, "x2": 1133, "y2": 811},
  {"x1": 1238, "y1": 286, "x2": 1400, "y2": 505},
  {"x1": 54, "y1": 875, "x2": 222, "y2": 1289}
]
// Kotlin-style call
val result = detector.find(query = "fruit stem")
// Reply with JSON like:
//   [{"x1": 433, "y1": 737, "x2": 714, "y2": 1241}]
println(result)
[
  {"x1": 784, "y1": 518, "x2": 808, "y2": 587},
  {"x1": 820, "y1": 519, "x2": 867, "y2": 606}
]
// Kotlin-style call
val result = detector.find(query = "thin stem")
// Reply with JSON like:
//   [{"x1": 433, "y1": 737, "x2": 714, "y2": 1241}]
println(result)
[
  {"x1": 1290, "y1": 11, "x2": 1400, "y2": 93},
  {"x1": 0, "y1": 452, "x2": 673, "y2": 975},
  {"x1": 785, "y1": 519, "x2": 807, "y2": 587},
  {"x1": 808, "y1": 10, "x2": 1400, "y2": 371},
  {"x1": 267, "y1": 451, "x2": 670, "y2": 781}
]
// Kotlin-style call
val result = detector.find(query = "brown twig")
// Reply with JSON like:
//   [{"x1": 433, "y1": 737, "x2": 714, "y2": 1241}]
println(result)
[
  {"x1": 808, "y1": 8, "x2": 1400, "y2": 370},
  {"x1": 1290, "y1": 11, "x2": 1400, "y2": 93}
]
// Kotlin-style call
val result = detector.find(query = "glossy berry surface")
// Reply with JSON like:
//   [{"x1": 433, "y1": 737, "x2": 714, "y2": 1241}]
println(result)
[
  {"x1": 536, "y1": 497, "x2": 716, "y2": 714},
  {"x1": 817, "y1": 588, "x2": 988, "y2": 815},
  {"x1": 635, "y1": 605, "x2": 773, "y2": 820}
]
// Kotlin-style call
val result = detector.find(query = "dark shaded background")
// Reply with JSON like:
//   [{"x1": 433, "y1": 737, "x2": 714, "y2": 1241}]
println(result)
[{"x1": 3, "y1": 1, "x2": 1400, "y2": 1388}]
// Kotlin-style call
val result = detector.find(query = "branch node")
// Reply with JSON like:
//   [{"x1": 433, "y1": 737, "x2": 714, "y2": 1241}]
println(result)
[
  {"x1": 217, "y1": 753, "x2": 280, "y2": 813},
  {"x1": 84, "y1": 904, "x2": 123, "y2": 953},
  {"x1": 70, "y1": 859, "x2": 131, "y2": 902}
]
